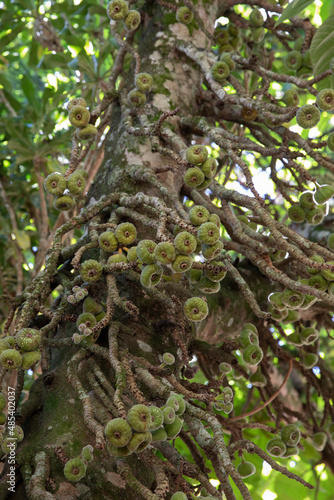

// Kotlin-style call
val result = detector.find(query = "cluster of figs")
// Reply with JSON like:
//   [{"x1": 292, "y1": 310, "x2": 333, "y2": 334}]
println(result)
[{"x1": 104, "y1": 392, "x2": 186, "y2": 457}]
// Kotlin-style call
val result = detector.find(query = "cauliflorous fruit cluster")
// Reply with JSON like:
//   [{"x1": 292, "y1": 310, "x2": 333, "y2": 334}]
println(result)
[
  {"x1": 176, "y1": 6, "x2": 193, "y2": 25},
  {"x1": 106, "y1": 0, "x2": 140, "y2": 31},
  {"x1": 214, "y1": 22, "x2": 242, "y2": 53},
  {"x1": 282, "y1": 88, "x2": 300, "y2": 107},
  {"x1": 285, "y1": 51, "x2": 303, "y2": 72},
  {"x1": 170, "y1": 493, "x2": 187, "y2": 500},
  {"x1": 64, "y1": 458, "x2": 87, "y2": 482},
  {"x1": 44, "y1": 166, "x2": 88, "y2": 212},
  {"x1": 184, "y1": 297, "x2": 208, "y2": 322},
  {"x1": 269, "y1": 249, "x2": 334, "y2": 322},
  {"x1": 211, "y1": 60, "x2": 230, "y2": 83},
  {"x1": 283, "y1": 43, "x2": 313, "y2": 78},
  {"x1": 0, "y1": 395, "x2": 25, "y2": 445},
  {"x1": 266, "y1": 423, "x2": 301, "y2": 459},
  {"x1": 327, "y1": 233, "x2": 334, "y2": 253},
  {"x1": 67, "y1": 97, "x2": 97, "y2": 140},
  {"x1": 316, "y1": 88, "x2": 334, "y2": 112},
  {"x1": 184, "y1": 145, "x2": 218, "y2": 190},
  {"x1": 287, "y1": 327, "x2": 319, "y2": 347},
  {"x1": 312, "y1": 431, "x2": 328, "y2": 451},
  {"x1": 142, "y1": 223, "x2": 224, "y2": 317},
  {"x1": 296, "y1": 104, "x2": 320, "y2": 129},
  {"x1": 1, "y1": 424, "x2": 24, "y2": 454},
  {"x1": 0, "y1": 329, "x2": 41, "y2": 371},
  {"x1": 159, "y1": 352, "x2": 175, "y2": 369},
  {"x1": 105, "y1": 393, "x2": 185, "y2": 457},
  {"x1": 76, "y1": 211, "x2": 226, "y2": 324},
  {"x1": 67, "y1": 285, "x2": 89, "y2": 305},
  {"x1": 288, "y1": 184, "x2": 334, "y2": 225},
  {"x1": 249, "y1": 365, "x2": 267, "y2": 387},
  {"x1": 72, "y1": 296, "x2": 105, "y2": 345},
  {"x1": 239, "y1": 323, "x2": 263, "y2": 366},
  {"x1": 80, "y1": 259, "x2": 103, "y2": 284},
  {"x1": 237, "y1": 456, "x2": 256, "y2": 478},
  {"x1": 63, "y1": 445, "x2": 93, "y2": 482},
  {"x1": 214, "y1": 385, "x2": 234, "y2": 414},
  {"x1": 327, "y1": 132, "x2": 334, "y2": 151},
  {"x1": 301, "y1": 351, "x2": 319, "y2": 369},
  {"x1": 248, "y1": 8, "x2": 265, "y2": 44},
  {"x1": 269, "y1": 287, "x2": 307, "y2": 321},
  {"x1": 127, "y1": 72, "x2": 153, "y2": 107}
]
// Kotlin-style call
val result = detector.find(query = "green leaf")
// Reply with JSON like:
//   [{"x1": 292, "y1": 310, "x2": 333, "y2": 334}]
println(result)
[
  {"x1": 28, "y1": 40, "x2": 43, "y2": 68},
  {"x1": 21, "y1": 74, "x2": 41, "y2": 111},
  {"x1": 15, "y1": 0, "x2": 36, "y2": 10},
  {"x1": 275, "y1": 0, "x2": 314, "y2": 26},
  {"x1": 38, "y1": 52, "x2": 73, "y2": 70},
  {"x1": 61, "y1": 33, "x2": 85, "y2": 49},
  {"x1": 88, "y1": 4, "x2": 108, "y2": 16},
  {"x1": 320, "y1": 0, "x2": 334, "y2": 21},
  {"x1": 2, "y1": 90, "x2": 21, "y2": 113},
  {"x1": 0, "y1": 23, "x2": 25, "y2": 49},
  {"x1": 310, "y1": 15, "x2": 334, "y2": 90},
  {"x1": 97, "y1": 41, "x2": 114, "y2": 69},
  {"x1": 70, "y1": 51, "x2": 98, "y2": 79}
]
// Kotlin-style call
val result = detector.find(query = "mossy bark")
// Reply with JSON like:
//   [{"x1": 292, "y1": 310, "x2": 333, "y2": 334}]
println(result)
[{"x1": 2, "y1": 3, "x2": 279, "y2": 499}]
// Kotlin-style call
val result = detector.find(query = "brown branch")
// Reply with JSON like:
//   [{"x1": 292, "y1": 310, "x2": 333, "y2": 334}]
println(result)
[{"x1": 228, "y1": 360, "x2": 293, "y2": 422}]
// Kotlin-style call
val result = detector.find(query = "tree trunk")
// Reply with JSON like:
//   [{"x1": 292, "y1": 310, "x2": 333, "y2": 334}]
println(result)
[
  {"x1": 3, "y1": 4, "x2": 234, "y2": 499},
  {"x1": 2, "y1": 1, "x2": 333, "y2": 499}
]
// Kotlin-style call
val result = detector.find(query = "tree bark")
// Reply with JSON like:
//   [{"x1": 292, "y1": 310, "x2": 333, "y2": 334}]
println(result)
[{"x1": 2, "y1": 2, "x2": 333, "y2": 499}]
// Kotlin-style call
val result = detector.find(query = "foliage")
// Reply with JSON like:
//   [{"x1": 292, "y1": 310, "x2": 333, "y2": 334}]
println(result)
[
  {"x1": 0, "y1": 0, "x2": 334, "y2": 499},
  {"x1": 275, "y1": 0, "x2": 314, "y2": 26}
]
